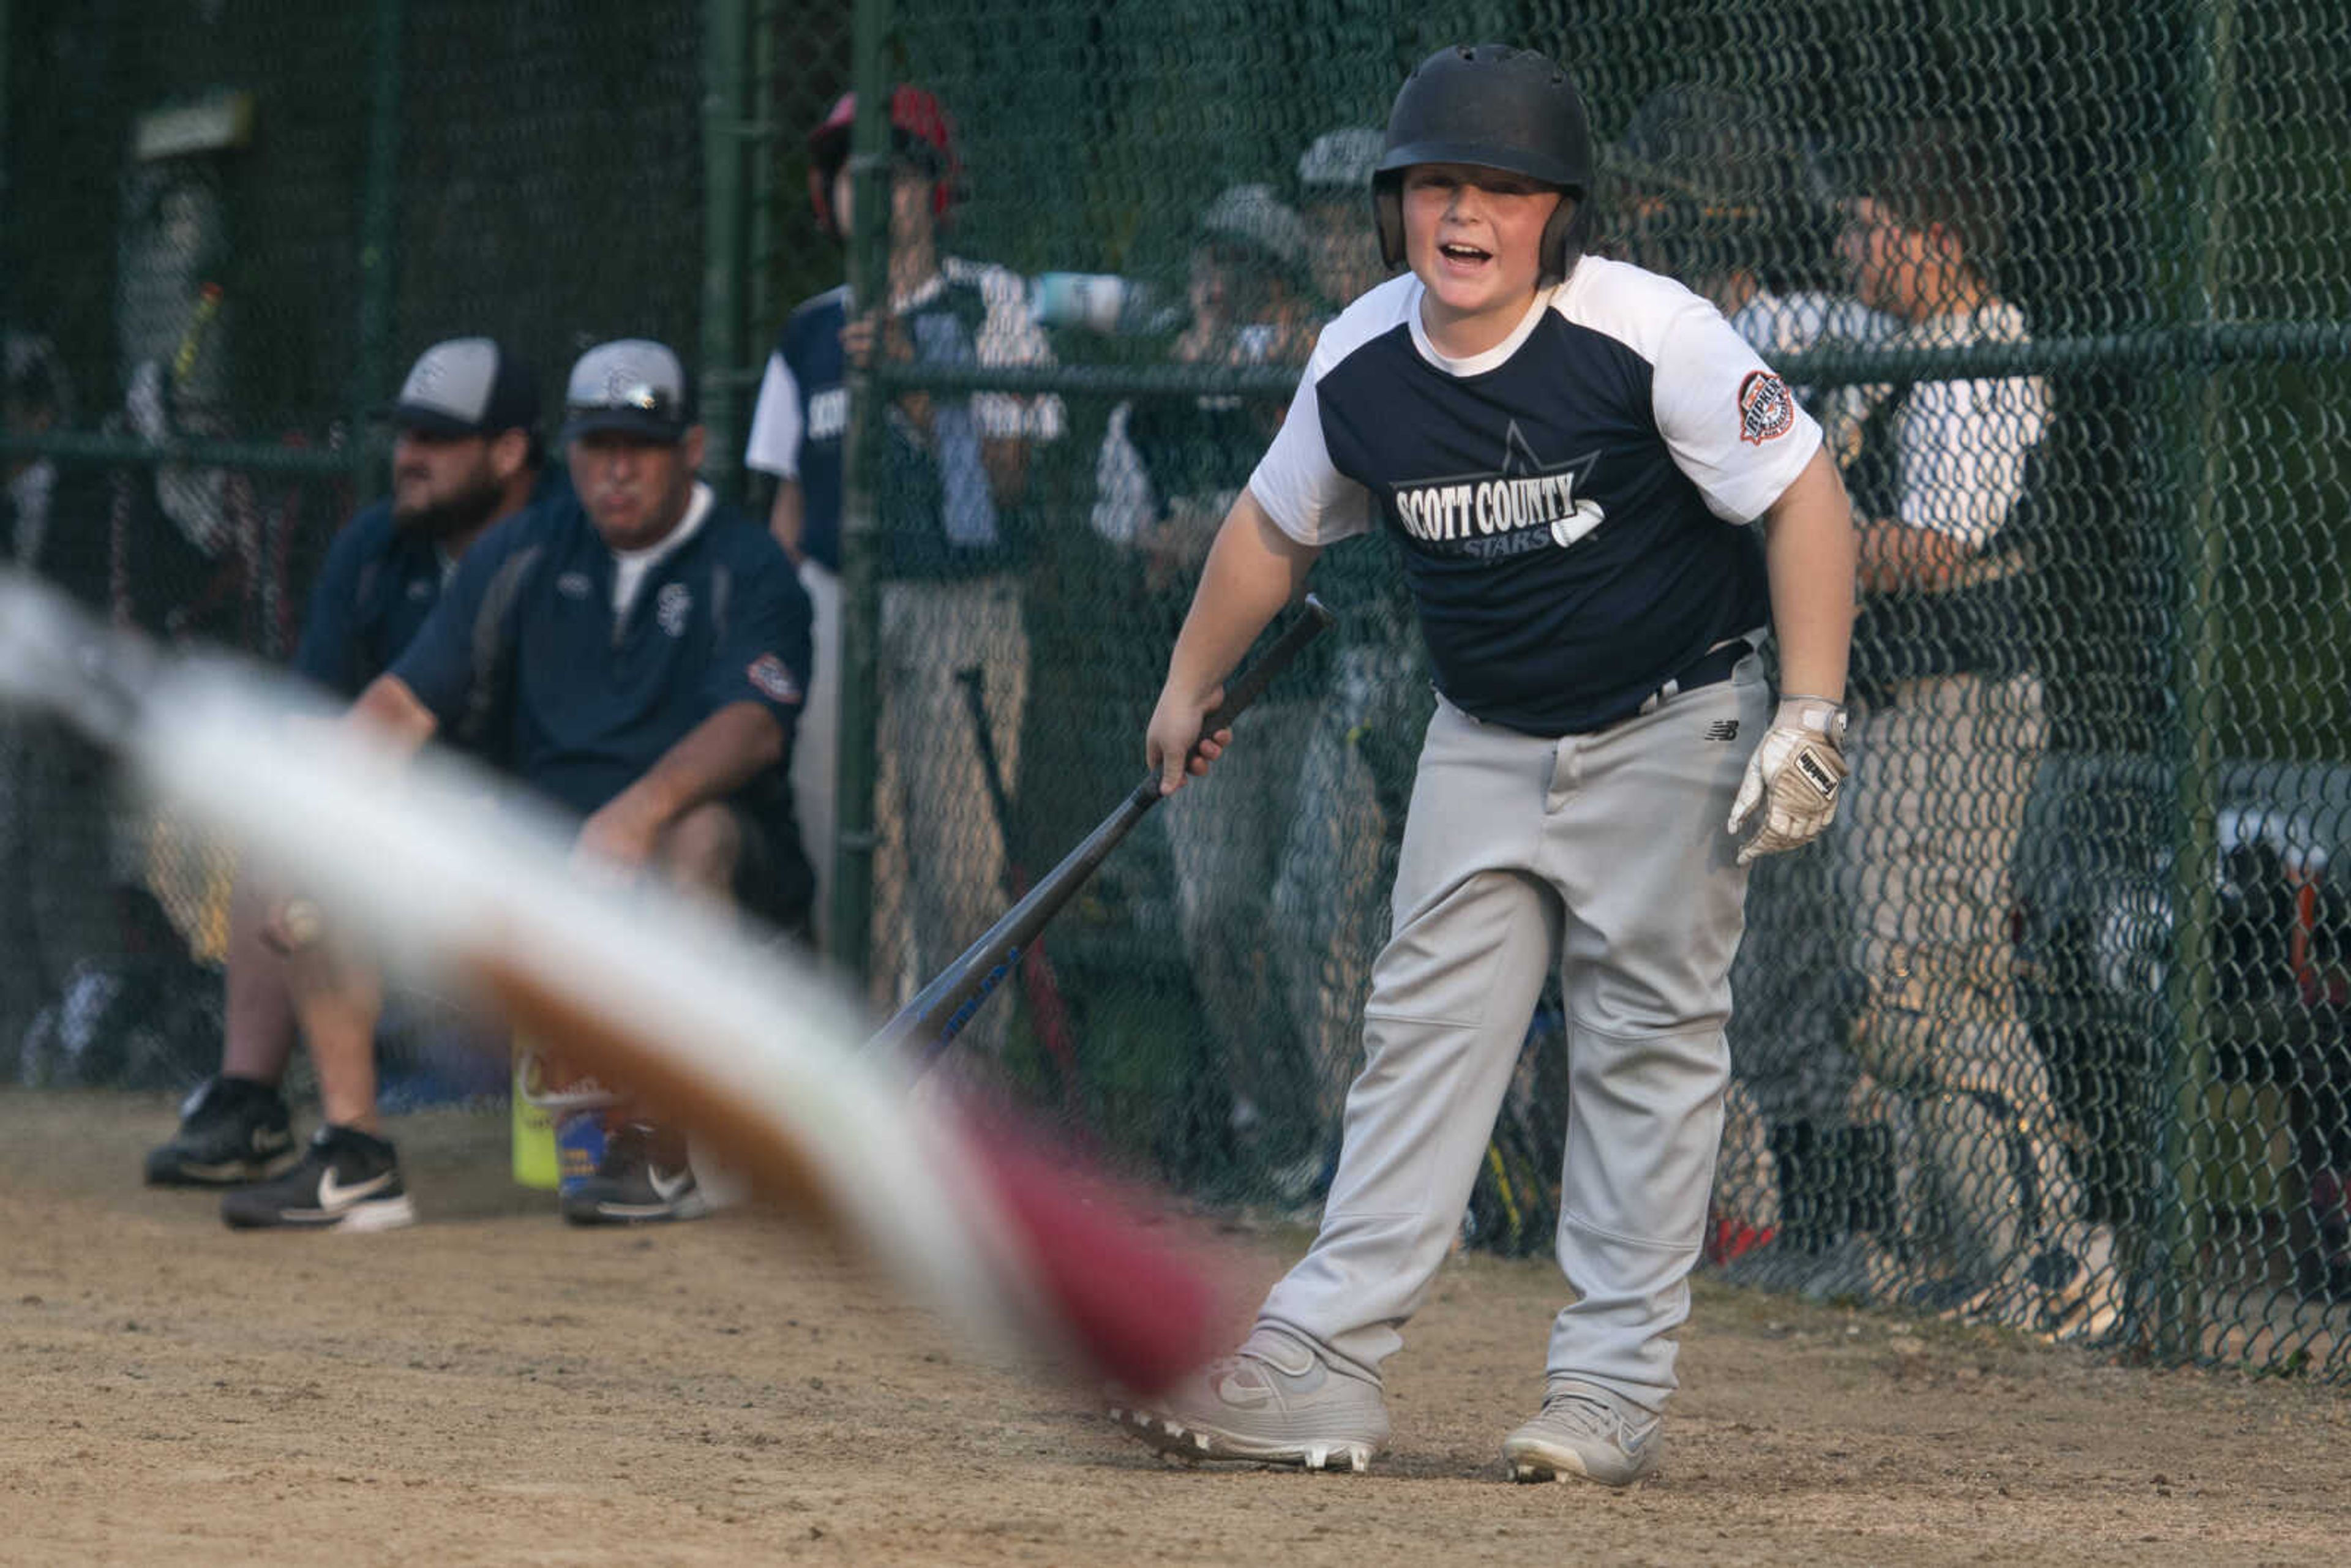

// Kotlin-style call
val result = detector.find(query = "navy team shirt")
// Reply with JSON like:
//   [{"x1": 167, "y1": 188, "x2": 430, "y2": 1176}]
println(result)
[
  {"x1": 389, "y1": 484, "x2": 812, "y2": 822},
  {"x1": 1251, "y1": 257, "x2": 1821, "y2": 737},
  {"x1": 294, "y1": 467, "x2": 570, "y2": 703}
]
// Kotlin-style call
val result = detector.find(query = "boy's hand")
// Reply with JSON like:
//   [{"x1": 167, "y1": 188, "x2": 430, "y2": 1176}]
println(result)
[
  {"x1": 1146, "y1": 683, "x2": 1232, "y2": 796},
  {"x1": 1727, "y1": 697, "x2": 1849, "y2": 865}
]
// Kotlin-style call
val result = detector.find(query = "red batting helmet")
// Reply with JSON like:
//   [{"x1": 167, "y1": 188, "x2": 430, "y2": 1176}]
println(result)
[{"x1": 807, "y1": 84, "x2": 961, "y2": 241}]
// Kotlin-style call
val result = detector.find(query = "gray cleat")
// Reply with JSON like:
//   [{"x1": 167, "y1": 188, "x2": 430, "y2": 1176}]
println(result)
[
  {"x1": 1501, "y1": 1379, "x2": 1662, "y2": 1487},
  {"x1": 1110, "y1": 1325, "x2": 1389, "y2": 1473}
]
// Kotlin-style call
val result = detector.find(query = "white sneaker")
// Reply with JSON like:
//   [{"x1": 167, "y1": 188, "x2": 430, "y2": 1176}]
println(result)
[
  {"x1": 1501, "y1": 1379, "x2": 1661, "y2": 1486},
  {"x1": 1111, "y1": 1326, "x2": 1389, "y2": 1473}
]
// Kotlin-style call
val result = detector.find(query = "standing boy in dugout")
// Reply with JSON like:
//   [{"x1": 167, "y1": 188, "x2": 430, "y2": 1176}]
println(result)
[
  {"x1": 743, "y1": 84, "x2": 1059, "y2": 1032},
  {"x1": 1820, "y1": 129, "x2": 2107, "y2": 1335},
  {"x1": 143, "y1": 337, "x2": 553, "y2": 1190},
  {"x1": 1115, "y1": 44, "x2": 1856, "y2": 1484},
  {"x1": 226, "y1": 339, "x2": 814, "y2": 1232}
]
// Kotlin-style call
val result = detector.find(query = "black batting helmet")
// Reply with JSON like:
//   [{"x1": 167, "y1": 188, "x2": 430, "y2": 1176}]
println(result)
[{"x1": 1373, "y1": 44, "x2": 1595, "y2": 286}]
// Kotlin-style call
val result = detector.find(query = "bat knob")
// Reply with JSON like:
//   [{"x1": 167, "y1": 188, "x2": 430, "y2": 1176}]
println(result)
[{"x1": 280, "y1": 898, "x2": 324, "y2": 951}]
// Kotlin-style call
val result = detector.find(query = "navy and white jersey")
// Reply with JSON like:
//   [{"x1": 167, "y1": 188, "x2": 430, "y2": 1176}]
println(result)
[
  {"x1": 294, "y1": 467, "x2": 571, "y2": 704},
  {"x1": 742, "y1": 260, "x2": 1061, "y2": 577},
  {"x1": 1251, "y1": 257, "x2": 1821, "y2": 736},
  {"x1": 388, "y1": 483, "x2": 812, "y2": 821}
]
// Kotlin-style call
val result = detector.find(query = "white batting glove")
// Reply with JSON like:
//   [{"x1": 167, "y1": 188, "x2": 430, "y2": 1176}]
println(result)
[{"x1": 1727, "y1": 696, "x2": 1850, "y2": 866}]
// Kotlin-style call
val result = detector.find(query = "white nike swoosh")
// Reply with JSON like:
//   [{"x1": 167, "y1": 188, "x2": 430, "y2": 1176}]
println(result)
[
  {"x1": 647, "y1": 1168, "x2": 694, "y2": 1204},
  {"x1": 316, "y1": 1168, "x2": 394, "y2": 1209}
]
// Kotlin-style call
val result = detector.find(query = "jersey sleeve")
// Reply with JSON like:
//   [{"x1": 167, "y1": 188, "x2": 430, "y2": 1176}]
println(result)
[
  {"x1": 971, "y1": 264, "x2": 1065, "y2": 443},
  {"x1": 1650, "y1": 304, "x2": 1823, "y2": 523},
  {"x1": 291, "y1": 512, "x2": 380, "y2": 696},
  {"x1": 1245, "y1": 364, "x2": 1372, "y2": 546},
  {"x1": 704, "y1": 540, "x2": 814, "y2": 745},
  {"x1": 387, "y1": 513, "x2": 534, "y2": 732},
  {"x1": 743, "y1": 351, "x2": 803, "y2": 479}
]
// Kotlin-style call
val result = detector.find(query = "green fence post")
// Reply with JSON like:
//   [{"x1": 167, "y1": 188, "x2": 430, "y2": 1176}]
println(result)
[
  {"x1": 828, "y1": 0, "x2": 892, "y2": 980},
  {"x1": 700, "y1": 0, "x2": 752, "y2": 499},
  {"x1": 352, "y1": 0, "x2": 403, "y2": 503},
  {"x1": 2153, "y1": 0, "x2": 2246, "y2": 1364}
]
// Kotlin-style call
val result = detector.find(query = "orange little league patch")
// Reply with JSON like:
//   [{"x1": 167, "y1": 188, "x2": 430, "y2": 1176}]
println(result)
[
  {"x1": 1738, "y1": 370, "x2": 1796, "y2": 445},
  {"x1": 747, "y1": 653, "x2": 803, "y2": 705}
]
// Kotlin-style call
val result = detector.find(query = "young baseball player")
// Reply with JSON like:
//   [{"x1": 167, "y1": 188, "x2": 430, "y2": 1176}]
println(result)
[{"x1": 1116, "y1": 43, "x2": 1858, "y2": 1484}]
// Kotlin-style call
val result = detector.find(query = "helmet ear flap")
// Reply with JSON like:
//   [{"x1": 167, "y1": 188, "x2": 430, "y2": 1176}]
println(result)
[
  {"x1": 1373, "y1": 174, "x2": 1406, "y2": 271},
  {"x1": 1537, "y1": 197, "x2": 1587, "y2": 286}
]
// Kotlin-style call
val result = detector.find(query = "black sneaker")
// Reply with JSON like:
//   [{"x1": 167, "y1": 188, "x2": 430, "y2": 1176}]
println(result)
[
  {"x1": 560, "y1": 1121, "x2": 710, "y2": 1226},
  {"x1": 143, "y1": 1076, "x2": 298, "y2": 1187},
  {"x1": 220, "y1": 1125, "x2": 417, "y2": 1232}
]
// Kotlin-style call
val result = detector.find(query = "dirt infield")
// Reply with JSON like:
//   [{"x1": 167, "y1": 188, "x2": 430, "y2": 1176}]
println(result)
[{"x1": 2, "y1": 1090, "x2": 2346, "y2": 1566}]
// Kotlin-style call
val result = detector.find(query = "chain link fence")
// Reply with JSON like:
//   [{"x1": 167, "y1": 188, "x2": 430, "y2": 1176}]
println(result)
[{"x1": 2, "y1": 0, "x2": 2346, "y2": 1376}]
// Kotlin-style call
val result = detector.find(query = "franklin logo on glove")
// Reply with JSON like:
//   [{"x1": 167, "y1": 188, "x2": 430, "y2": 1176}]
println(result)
[{"x1": 1727, "y1": 695, "x2": 1850, "y2": 866}]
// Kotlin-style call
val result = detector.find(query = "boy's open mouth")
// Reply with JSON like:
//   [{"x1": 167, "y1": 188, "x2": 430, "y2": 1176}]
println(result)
[{"x1": 1439, "y1": 241, "x2": 1490, "y2": 264}]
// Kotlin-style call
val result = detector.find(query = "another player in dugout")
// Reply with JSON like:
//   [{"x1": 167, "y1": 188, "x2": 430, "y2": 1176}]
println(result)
[
  {"x1": 1088, "y1": 182, "x2": 1332, "y2": 1185},
  {"x1": 1595, "y1": 86, "x2": 1895, "y2": 1267},
  {"x1": 228, "y1": 339, "x2": 814, "y2": 1232},
  {"x1": 141, "y1": 336, "x2": 555, "y2": 1195},
  {"x1": 1813, "y1": 128, "x2": 2113, "y2": 1336},
  {"x1": 2, "y1": 332, "x2": 122, "y2": 1063},
  {"x1": 743, "y1": 83, "x2": 1060, "y2": 1038},
  {"x1": 1116, "y1": 43, "x2": 1857, "y2": 1485}
]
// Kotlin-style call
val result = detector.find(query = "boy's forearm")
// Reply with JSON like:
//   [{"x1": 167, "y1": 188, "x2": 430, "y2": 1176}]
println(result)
[
  {"x1": 1163, "y1": 490, "x2": 1319, "y2": 700},
  {"x1": 766, "y1": 481, "x2": 807, "y2": 565},
  {"x1": 1761, "y1": 447, "x2": 1857, "y2": 704},
  {"x1": 1856, "y1": 516, "x2": 1974, "y2": 595}
]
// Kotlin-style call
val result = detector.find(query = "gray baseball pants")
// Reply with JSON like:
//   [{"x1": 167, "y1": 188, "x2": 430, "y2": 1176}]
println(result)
[{"x1": 1259, "y1": 656, "x2": 1768, "y2": 1414}]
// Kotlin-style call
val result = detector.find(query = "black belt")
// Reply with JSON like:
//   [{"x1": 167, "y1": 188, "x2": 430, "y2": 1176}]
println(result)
[{"x1": 1635, "y1": 639, "x2": 1753, "y2": 716}]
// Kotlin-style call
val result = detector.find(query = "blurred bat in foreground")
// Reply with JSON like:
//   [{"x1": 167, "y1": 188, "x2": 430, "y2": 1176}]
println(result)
[{"x1": 0, "y1": 570, "x2": 1229, "y2": 1395}]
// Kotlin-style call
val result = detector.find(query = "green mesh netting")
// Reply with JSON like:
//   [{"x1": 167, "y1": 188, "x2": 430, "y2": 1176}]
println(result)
[{"x1": 2, "y1": 0, "x2": 2347, "y2": 1376}]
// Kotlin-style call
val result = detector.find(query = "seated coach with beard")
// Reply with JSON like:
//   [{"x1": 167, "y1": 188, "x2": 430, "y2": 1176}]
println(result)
[{"x1": 142, "y1": 336, "x2": 560, "y2": 1192}]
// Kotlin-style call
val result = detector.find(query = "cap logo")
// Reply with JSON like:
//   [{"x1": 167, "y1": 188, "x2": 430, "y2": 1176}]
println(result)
[{"x1": 606, "y1": 368, "x2": 662, "y2": 408}]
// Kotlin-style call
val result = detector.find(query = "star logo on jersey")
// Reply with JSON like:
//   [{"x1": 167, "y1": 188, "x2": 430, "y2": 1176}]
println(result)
[{"x1": 1389, "y1": 421, "x2": 1605, "y2": 561}]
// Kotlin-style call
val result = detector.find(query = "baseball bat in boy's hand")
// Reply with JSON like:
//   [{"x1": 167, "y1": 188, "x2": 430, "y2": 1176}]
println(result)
[
  {"x1": 864, "y1": 595, "x2": 1335, "y2": 1068},
  {"x1": 0, "y1": 568, "x2": 1234, "y2": 1398}
]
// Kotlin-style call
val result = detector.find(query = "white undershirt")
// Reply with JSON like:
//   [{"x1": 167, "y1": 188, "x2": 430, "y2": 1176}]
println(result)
[{"x1": 610, "y1": 482, "x2": 714, "y2": 617}]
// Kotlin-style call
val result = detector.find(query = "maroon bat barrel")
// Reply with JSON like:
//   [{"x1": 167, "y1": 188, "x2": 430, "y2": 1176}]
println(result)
[{"x1": 865, "y1": 594, "x2": 1336, "y2": 1066}]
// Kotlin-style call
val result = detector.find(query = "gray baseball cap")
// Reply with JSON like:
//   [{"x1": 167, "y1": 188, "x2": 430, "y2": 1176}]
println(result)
[
  {"x1": 388, "y1": 337, "x2": 540, "y2": 438},
  {"x1": 561, "y1": 338, "x2": 696, "y2": 444},
  {"x1": 1296, "y1": 127, "x2": 1384, "y2": 193},
  {"x1": 1197, "y1": 183, "x2": 1311, "y2": 282}
]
